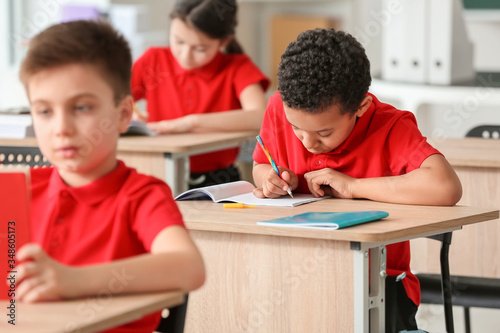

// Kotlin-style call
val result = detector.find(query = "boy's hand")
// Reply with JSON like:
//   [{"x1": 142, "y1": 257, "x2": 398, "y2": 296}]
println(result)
[
  {"x1": 253, "y1": 167, "x2": 298, "y2": 198},
  {"x1": 304, "y1": 168, "x2": 357, "y2": 199},
  {"x1": 14, "y1": 244, "x2": 78, "y2": 303}
]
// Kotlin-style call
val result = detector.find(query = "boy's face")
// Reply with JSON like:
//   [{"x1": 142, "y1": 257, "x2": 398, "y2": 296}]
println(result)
[
  {"x1": 284, "y1": 103, "x2": 366, "y2": 154},
  {"x1": 28, "y1": 63, "x2": 131, "y2": 185},
  {"x1": 170, "y1": 18, "x2": 228, "y2": 70}
]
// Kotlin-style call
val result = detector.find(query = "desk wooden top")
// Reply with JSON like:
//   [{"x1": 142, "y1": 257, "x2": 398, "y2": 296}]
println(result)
[
  {"x1": 0, "y1": 131, "x2": 258, "y2": 154},
  {"x1": 432, "y1": 137, "x2": 500, "y2": 168},
  {"x1": 118, "y1": 131, "x2": 257, "y2": 153},
  {"x1": 1, "y1": 136, "x2": 498, "y2": 167},
  {"x1": 0, "y1": 291, "x2": 184, "y2": 333},
  {"x1": 178, "y1": 199, "x2": 499, "y2": 243},
  {"x1": 0, "y1": 137, "x2": 38, "y2": 147}
]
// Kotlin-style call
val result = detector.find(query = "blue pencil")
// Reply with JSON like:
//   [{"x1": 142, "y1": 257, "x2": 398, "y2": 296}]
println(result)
[{"x1": 256, "y1": 135, "x2": 293, "y2": 198}]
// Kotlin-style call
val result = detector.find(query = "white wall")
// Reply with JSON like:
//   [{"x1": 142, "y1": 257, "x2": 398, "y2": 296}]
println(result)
[
  {"x1": 465, "y1": 11, "x2": 500, "y2": 72},
  {"x1": 18, "y1": 0, "x2": 170, "y2": 58},
  {"x1": 3, "y1": 0, "x2": 500, "y2": 113},
  {"x1": 237, "y1": 0, "x2": 390, "y2": 83},
  {"x1": 11, "y1": 0, "x2": 500, "y2": 74},
  {"x1": 0, "y1": 0, "x2": 172, "y2": 110}
]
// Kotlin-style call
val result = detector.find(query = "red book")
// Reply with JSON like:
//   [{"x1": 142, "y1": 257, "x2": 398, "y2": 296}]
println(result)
[{"x1": 0, "y1": 169, "x2": 31, "y2": 301}]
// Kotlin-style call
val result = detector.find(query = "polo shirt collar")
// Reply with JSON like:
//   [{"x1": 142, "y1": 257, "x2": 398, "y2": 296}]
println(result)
[
  {"x1": 47, "y1": 160, "x2": 129, "y2": 205},
  {"x1": 326, "y1": 93, "x2": 376, "y2": 154},
  {"x1": 170, "y1": 49, "x2": 223, "y2": 81}
]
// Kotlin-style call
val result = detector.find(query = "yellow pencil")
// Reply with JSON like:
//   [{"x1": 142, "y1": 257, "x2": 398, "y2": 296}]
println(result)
[{"x1": 223, "y1": 203, "x2": 257, "y2": 208}]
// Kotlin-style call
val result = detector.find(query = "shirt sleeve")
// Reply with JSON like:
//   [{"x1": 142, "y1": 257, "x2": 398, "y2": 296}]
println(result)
[
  {"x1": 384, "y1": 111, "x2": 442, "y2": 174},
  {"x1": 131, "y1": 48, "x2": 155, "y2": 102},
  {"x1": 253, "y1": 92, "x2": 282, "y2": 165},
  {"x1": 129, "y1": 179, "x2": 185, "y2": 252},
  {"x1": 232, "y1": 55, "x2": 270, "y2": 96}
]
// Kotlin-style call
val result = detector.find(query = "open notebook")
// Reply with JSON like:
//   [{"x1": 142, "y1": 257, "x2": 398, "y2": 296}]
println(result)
[
  {"x1": 121, "y1": 120, "x2": 158, "y2": 136},
  {"x1": 0, "y1": 169, "x2": 31, "y2": 300},
  {"x1": 175, "y1": 180, "x2": 328, "y2": 207}
]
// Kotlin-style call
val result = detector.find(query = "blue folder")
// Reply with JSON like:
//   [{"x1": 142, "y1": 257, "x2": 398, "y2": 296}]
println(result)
[{"x1": 257, "y1": 211, "x2": 389, "y2": 230}]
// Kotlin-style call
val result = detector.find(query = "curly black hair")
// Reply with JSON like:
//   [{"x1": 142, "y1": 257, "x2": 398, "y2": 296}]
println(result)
[{"x1": 277, "y1": 28, "x2": 371, "y2": 115}]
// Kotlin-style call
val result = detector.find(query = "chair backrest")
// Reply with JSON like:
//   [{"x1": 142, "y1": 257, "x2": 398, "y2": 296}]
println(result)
[
  {"x1": 465, "y1": 125, "x2": 500, "y2": 139},
  {"x1": 155, "y1": 294, "x2": 189, "y2": 333},
  {"x1": 0, "y1": 146, "x2": 51, "y2": 168}
]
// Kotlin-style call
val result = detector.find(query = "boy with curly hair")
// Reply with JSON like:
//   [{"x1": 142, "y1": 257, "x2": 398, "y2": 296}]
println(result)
[{"x1": 253, "y1": 28, "x2": 462, "y2": 332}]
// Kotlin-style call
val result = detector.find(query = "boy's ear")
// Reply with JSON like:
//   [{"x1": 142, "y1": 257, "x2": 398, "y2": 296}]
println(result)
[
  {"x1": 354, "y1": 95, "x2": 373, "y2": 118},
  {"x1": 117, "y1": 95, "x2": 134, "y2": 133}
]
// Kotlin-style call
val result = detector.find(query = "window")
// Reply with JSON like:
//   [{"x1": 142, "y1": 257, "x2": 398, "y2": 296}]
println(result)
[{"x1": 0, "y1": 0, "x2": 13, "y2": 70}]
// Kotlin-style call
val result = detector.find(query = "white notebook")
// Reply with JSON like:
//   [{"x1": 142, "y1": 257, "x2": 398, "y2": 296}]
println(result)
[
  {"x1": 0, "y1": 113, "x2": 35, "y2": 138},
  {"x1": 174, "y1": 180, "x2": 328, "y2": 207}
]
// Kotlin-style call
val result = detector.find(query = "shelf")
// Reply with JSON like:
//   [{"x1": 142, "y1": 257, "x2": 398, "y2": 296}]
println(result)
[
  {"x1": 369, "y1": 73, "x2": 500, "y2": 113},
  {"x1": 464, "y1": 9, "x2": 500, "y2": 23}
]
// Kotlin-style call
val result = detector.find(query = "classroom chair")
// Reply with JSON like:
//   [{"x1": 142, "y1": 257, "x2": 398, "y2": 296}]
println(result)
[
  {"x1": 415, "y1": 233, "x2": 455, "y2": 333},
  {"x1": 417, "y1": 123, "x2": 500, "y2": 333},
  {"x1": 0, "y1": 146, "x2": 51, "y2": 168},
  {"x1": 155, "y1": 295, "x2": 189, "y2": 333},
  {"x1": 418, "y1": 272, "x2": 500, "y2": 333},
  {"x1": 465, "y1": 125, "x2": 500, "y2": 139}
]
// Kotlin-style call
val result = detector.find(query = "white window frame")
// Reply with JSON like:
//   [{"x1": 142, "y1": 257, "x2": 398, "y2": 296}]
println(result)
[{"x1": 0, "y1": 0, "x2": 13, "y2": 70}]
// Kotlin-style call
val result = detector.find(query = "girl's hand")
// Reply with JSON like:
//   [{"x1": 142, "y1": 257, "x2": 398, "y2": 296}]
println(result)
[
  {"x1": 253, "y1": 167, "x2": 298, "y2": 198},
  {"x1": 304, "y1": 168, "x2": 358, "y2": 199},
  {"x1": 132, "y1": 109, "x2": 148, "y2": 122},
  {"x1": 14, "y1": 244, "x2": 79, "y2": 302},
  {"x1": 147, "y1": 115, "x2": 196, "y2": 134}
]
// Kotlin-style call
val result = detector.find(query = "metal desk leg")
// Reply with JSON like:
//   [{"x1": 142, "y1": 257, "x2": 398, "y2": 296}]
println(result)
[
  {"x1": 352, "y1": 243, "x2": 387, "y2": 333},
  {"x1": 164, "y1": 153, "x2": 189, "y2": 196}
]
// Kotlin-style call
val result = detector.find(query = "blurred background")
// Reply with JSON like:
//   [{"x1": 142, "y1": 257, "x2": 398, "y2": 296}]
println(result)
[
  {"x1": 2, "y1": 0, "x2": 500, "y2": 140},
  {"x1": 1, "y1": 2, "x2": 499, "y2": 330}
]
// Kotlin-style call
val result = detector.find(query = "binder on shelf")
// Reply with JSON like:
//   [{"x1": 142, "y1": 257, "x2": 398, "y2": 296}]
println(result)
[
  {"x1": 428, "y1": 0, "x2": 475, "y2": 85},
  {"x1": 382, "y1": 0, "x2": 428, "y2": 83},
  {"x1": 382, "y1": 0, "x2": 475, "y2": 85},
  {"x1": 405, "y1": 0, "x2": 428, "y2": 83},
  {"x1": 381, "y1": 0, "x2": 406, "y2": 82}
]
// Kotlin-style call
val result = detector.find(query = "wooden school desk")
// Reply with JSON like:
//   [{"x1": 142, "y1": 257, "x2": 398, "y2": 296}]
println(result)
[
  {"x1": 413, "y1": 137, "x2": 500, "y2": 278},
  {"x1": 177, "y1": 199, "x2": 498, "y2": 333},
  {"x1": 0, "y1": 130, "x2": 257, "y2": 196},
  {"x1": 0, "y1": 291, "x2": 184, "y2": 333}
]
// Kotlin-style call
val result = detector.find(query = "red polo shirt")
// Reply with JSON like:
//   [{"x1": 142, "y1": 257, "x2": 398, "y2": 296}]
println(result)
[
  {"x1": 30, "y1": 160, "x2": 184, "y2": 333},
  {"x1": 131, "y1": 47, "x2": 270, "y2": 173},
  {"x1": 253, "y1": 91, "x2": 442, "y2": 306}
]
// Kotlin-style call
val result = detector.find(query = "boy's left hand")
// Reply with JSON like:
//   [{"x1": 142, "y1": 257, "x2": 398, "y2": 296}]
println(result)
[
  {"x1": 14, "y1": 244, "x2": 78, "y2": 302},
  {"x1": 304, "y1": 168, "x2": 357, "y2": 199}
]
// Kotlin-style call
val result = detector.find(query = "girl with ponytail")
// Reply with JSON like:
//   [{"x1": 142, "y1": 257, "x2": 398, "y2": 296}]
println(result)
[{"x1": 131, "y1": 0, "x2": 270, "y2": 188}]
